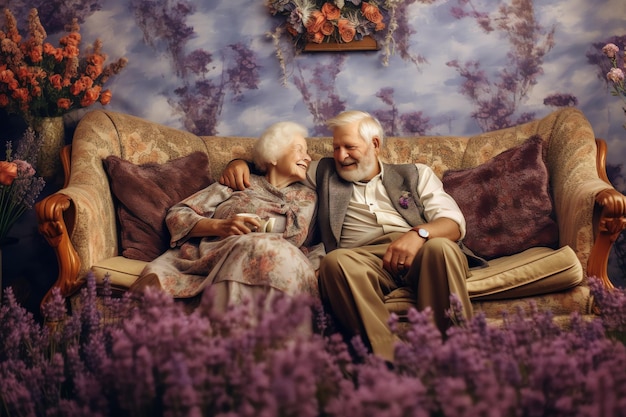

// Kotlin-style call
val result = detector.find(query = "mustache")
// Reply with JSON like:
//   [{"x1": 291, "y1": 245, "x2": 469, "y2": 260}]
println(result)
[{"x1": 339, "y1": 157, "x2": 357, "y2": 166}]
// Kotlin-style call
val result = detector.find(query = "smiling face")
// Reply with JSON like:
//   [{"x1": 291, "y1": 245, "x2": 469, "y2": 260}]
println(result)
[
  {"x1": 271, "y1": 135, "x2": 311, "y2": 187},
  {"x1": 332, "y1": 120, "x2": 381, "y2": 182}
]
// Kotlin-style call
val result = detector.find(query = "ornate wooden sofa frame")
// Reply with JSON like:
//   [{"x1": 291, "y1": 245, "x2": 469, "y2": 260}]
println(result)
[{"x1": 36, "y1": 108, "x2": 626, "y2": 323}]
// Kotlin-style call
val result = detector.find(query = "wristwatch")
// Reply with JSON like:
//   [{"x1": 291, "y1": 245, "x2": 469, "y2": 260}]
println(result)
[{"x1": 414, "y1": 227, "x2": 430, "y2": 240}]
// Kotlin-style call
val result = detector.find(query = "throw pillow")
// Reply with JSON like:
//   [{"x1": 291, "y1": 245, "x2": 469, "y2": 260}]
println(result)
[
  {"x1": 104, "y1": 152, "x2": 213, "y2": 262},
  {"x1": 442, "y1": 135, "x2": 558, "y2": 260}
]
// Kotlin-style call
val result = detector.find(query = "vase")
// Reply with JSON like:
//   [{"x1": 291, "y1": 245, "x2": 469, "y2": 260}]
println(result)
[{"x1": 31, "y1": 116, "x2": 65, "y2": 179}]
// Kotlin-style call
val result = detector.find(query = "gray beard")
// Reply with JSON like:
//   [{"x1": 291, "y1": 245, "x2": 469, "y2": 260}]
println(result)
[{"x1": 336, "y1": 152, "x2": 378, "y2": 182}]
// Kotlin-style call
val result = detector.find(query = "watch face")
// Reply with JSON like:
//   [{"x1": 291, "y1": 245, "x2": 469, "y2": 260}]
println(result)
[{"x1": 418, "y1": 228, "x2": 429, "y2": 239}]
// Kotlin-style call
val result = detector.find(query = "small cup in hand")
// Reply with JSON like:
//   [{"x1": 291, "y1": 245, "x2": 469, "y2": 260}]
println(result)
[{"x1": 236, "y1": 213, "x2": 275, "y2": 232}]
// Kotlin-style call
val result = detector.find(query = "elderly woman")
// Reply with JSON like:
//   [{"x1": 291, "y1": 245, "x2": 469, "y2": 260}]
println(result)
[{"x1": 133, "y1": 121, "x2": 322, "y2": 311}]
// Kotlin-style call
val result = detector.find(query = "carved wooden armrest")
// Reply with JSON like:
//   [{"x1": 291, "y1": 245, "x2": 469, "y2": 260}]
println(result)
[
  {"x1": 35, "y1": 192, "x2": 82, "y2": 308},
  {"x1": 588, "y1": 139, "x2": 626, "y2": 288},
  {"x1": 589, "y1": 188, "x2": 626, "y2": 288}
]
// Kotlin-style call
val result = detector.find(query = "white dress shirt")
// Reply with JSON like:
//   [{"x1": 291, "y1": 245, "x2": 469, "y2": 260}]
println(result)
[{"x1": 306, "y1": 160, "x2": 466, "y2": 249}]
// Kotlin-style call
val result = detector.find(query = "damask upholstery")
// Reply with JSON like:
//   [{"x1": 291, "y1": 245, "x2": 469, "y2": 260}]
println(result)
[{"x1": 36, "y1": 107, "x2": 626, "y2": 324}]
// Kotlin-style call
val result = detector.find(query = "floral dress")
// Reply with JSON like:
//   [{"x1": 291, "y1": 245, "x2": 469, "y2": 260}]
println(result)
[{"x1": 137, "y1": 175, "x2": 321, "y2": 302}]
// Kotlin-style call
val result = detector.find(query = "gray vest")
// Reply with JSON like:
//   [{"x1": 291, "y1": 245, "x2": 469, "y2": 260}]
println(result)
[
  {"x1": 315, "y1": 157, "x2": 487, "y2": 268},
  {"x1": 315, "y1": 158, "x2": 426, "y2": 251}
]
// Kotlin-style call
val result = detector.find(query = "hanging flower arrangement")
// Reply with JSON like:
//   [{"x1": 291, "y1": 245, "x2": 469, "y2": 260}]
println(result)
[
  {"x1": 266, "y1": 0, "x2": 389, "y2": 47},
  {"x1": 0, "y1": 8, "x2": 127, "y2": 126},
  {"x1": 266, "y1": 0, "x2": 403, "y2": 84}
]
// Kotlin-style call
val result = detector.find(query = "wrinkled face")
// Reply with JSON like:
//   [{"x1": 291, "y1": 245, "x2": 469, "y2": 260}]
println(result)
[
  {"x1": 332, "y1": 121, "x2": 380, "y2": 182},
  {"x1": 274, "y1": 135, "x2": 311, "y2": 183}
]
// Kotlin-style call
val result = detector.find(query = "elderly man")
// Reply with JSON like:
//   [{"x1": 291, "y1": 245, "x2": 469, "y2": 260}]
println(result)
[{"x1": 221, "y1": 110, "x2": 485, "y2": 361}]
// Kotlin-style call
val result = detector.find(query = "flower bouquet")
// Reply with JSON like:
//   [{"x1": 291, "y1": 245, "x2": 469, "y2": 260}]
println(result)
[
  {"x1": 266, "y1": 0, "x2": 388, "y2": 47},
  {"x1": 0, "y1": 128, "x2": 45, "y2": 242},
  {"x1": 0, "y1": 8, "x2": 127, "y2": 126},
  {"x1": 266, "y1": 0, "x2": 402, "y2": 83}
]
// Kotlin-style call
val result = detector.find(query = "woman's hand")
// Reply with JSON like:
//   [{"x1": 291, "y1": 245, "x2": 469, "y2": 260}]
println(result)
[
  {"x1": 188, "y1": 215, "x2": 261, "y2": 239},
  {"x1": 219, "y1": 159, "x2": 251, "y2": 191}
]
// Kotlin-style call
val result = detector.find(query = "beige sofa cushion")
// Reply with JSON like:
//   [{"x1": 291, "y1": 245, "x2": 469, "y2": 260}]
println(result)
[
  {"x1": 383, "y1": 245, "x2": 582, "y2": 317},
  {"x1": 467, "y1": 246, "x2": 582, "y2": 299},
  {"x1": 91, "y1": 256, "x2": 147, "y2": 289}
]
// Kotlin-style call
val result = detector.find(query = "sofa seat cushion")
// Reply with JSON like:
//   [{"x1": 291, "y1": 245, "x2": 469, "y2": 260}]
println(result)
[
  {"x1": 91, "y1": 256, "x2": 147, "y2": 289},
  {"x1": 472, "y1": 285, "x2": 593, "y2": 320},
  {"x1": 384, "y1": 246, "x2": 585, "y2": 318},
  {"x1": 466, "y1": 246, "x2": 582, "y2": 299}
]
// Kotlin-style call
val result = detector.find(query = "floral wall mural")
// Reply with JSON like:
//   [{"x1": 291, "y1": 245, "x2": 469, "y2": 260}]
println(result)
[{"x1": 1, "y1": 0, "x2": 625, "y2": 301}]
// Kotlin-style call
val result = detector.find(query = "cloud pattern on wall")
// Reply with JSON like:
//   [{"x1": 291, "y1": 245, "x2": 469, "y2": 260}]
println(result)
[{"x1": 5, "y1": 1, "x2": 625, "y2": 165}]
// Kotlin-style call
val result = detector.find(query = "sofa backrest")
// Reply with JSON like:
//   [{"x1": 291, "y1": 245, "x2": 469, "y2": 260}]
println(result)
[
  {"x1": 68, "y1": 108, "x2": 602, "y2": 278},
  {"x1": 203, "y1": 136, "x2": 472, "y2": 181}
]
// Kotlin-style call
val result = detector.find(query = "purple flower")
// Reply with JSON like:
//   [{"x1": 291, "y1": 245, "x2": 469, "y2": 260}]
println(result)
[
  {"x1": 399, "y1": 191, "x2": 411, "y2": 209},
  {"x1": 3, "y1": 273, "x2": 626, "y2": 415}
]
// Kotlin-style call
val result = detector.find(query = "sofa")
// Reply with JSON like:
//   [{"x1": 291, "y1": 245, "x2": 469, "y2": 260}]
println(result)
[{"x1": 36, "y1": 107, "x2": 626, "y2": 325}]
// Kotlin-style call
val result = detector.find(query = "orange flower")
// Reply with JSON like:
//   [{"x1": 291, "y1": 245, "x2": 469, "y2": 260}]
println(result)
[
  {"x1": 337, "y1": 19, "x2": 356, "y2": 43},
  {"x1": 361, "y1": 2, "x2": 384, "y2": 26},
  {"x1": 57, "y1": 98, "x2": 71, "y2": 109},
  {"x1": 86, "y1": 64, "x2": 102, "y2": 79},
  {"x1": 49, "y1": 74, "x2": 63, "y2": 89},
  {"x1": 99, "y1": 89, "x2": 112, "y2": 105},
  {"x1": 43, "y1": 42, "x2": 64, "y2": 62},
  {"x1": 11, "y1": 88, "x2": 29, "y2": 102},
  {"x1": 0, "y1": 69, "x2": 15, "y2": 83},
  {"x1": 60, "y1": 32, "x2": 81, "y2": 47},
  {"x1": 80, "y1": 85, "x2": 101, "y2": 107},
  {"x1": 309, "y1": 31, "x2": 325, "y2": 44},
  {"x1": 88, "y1": 54, "x2": 105, "y2": 67},
  {"x1": 15, "y1": 66, "x2": 30, "y2": 80},
  {"x1": 321, "y1": 2, "x2": 341, "y2": 20},
  {"x1": 70, "y1": 75, "x2": 94, "y2": 95},
  {"x1": 27, "y1": 44, "x2": 43, "y2": 63},
  {"x1": 306, "y1": 10, "x2": 326, "y2": 34},
  {"x1": 0, "y1": 161, "x2": 18, "y2": 186},
  {"x1": 63, "y1": 44, "x2": 79, "y2": 59},
  {"x1": 321, "y1": 21, "x2": 334, "y2": 36},
  {"x1": 0, "y1": 8, "x2": 125, "y2": 121}
]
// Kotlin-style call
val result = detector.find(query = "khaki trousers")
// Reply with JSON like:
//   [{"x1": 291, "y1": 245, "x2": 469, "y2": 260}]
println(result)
[{"x1": 318, "y1": 233, "x2": 471, "y2": 361}]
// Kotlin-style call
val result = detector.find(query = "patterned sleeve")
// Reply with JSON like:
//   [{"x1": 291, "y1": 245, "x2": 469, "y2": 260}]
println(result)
[
  {"x1": 166, "y1": 182, "x2": 233, "y2": 246},
  {"x1": 282, "y1": 185, "x2": 318, "y2": 248}
]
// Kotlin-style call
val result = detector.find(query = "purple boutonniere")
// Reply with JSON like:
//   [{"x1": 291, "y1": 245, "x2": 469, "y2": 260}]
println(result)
[{"x1": 399, "y1": 191, "x2": 411, "y2": 209}]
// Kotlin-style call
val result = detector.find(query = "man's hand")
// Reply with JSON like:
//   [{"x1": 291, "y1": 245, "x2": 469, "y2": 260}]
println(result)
[
  {"x1": 382, "y1": 218, "x2": 461, "y2": 277},
  {"x1": 382, "y1": 231, "x2": 424, "y2": 276},
  {"x1": 219, "y1": 159, "x2": 252, "y2": 191}
]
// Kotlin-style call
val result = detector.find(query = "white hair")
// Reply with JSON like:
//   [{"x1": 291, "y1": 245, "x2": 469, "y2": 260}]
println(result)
[
  {"x1": 253, "y1": 121, "x2": 308, "y2": 171},
  {"x1": 326, "y1": 110, "x2": 385, "y2": 147}
]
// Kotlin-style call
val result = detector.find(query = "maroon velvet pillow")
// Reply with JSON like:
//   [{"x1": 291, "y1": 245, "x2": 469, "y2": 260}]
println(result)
[
  {"x1": 442, "y1": 135, "x2": 559, "y2": 260},
  {"x1": 104, "y1": 152, "x2": 213, "y2": 262}
]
